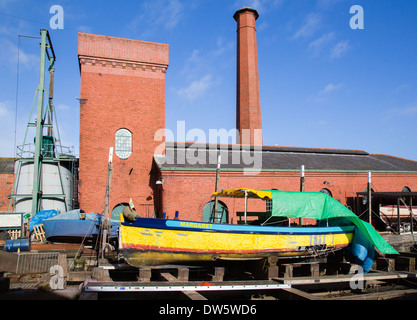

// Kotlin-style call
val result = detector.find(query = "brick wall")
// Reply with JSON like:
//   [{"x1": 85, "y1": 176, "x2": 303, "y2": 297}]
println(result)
[
  {"x1": 159, "y1": 169, "x2": 417, "y2": 225},
  {"x1": 0, "y1": 173, "x2": 14, "y2": 211},
  {"x1": 78, "y1": 33, "x2": 168, "y2": 216},
  {"x1": 0, "y1": 158, "x2": 15, "y2": 212}
]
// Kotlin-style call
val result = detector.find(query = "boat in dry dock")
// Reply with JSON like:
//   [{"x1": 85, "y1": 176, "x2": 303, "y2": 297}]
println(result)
[
  {"x1": 119, "y1": 189, "x2": 397, "y2": 269},
  {"x1": 43, "y1": 210, "x2": 119, "y2": 244}
]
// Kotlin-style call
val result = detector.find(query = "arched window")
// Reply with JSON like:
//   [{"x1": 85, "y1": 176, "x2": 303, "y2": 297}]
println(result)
[
  {"x1": 401, "y1": 186, "x2": 412, "y2": 205},
  {"x1": 202, "y1": 200, "x2": 228, "y2": 224},
  {"x1": 111, "y1": 202, "x2": 129, "y2": 221},
  {"x1": 362, "y1": 187, "x2": 374, "y2": 205},
  {"x1": 402, "y1": 186, "x2": 411, "y2": 193},
  {"x1": 115, "y1": 128, "x2": 132, "y2": 159},
  {"x1": 320, "y1": 188, "x2": 332, "y2": 197}
]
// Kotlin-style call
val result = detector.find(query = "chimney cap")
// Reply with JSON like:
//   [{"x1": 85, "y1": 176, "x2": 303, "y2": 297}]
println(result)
[{"x1": 233, "y1": 7, "x2": 259, "y2": 21}]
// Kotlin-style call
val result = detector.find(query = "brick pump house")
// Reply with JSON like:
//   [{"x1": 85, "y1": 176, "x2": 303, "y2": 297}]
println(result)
[{"x1": 75, "y1": 7, "x2": 417, "y2": 230}]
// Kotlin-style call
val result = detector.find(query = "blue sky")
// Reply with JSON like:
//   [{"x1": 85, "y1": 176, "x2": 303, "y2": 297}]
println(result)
[{"x1": 0, "y1": 0, "x2": 417, "y2": 161}]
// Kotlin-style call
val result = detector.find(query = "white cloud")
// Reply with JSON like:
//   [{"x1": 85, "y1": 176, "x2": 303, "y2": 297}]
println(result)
[
  {"x1": 157, "y1": 0, "x2": 184, "y2": 29},
  {"x1": 383, "y1": 103, "x2": 417, "y2": 120},
  {"x1": 0, "y1": 100, "x2": 16, "y2": 157},
  {"x1": 391, "y1": 83, "x2": 411, "y2": 94},
  {"x1": 0, "y1": 101, "x2": 10, "y2": 117},
  {"x1": 330, "y1": 40, "x2": 351, "y2": 60},
  {"x1": 180, "y1": 49, "x2": 204, "y2": 80},
  {"x1": 211, "y1": 37, "x2": 234, "y2": 57},
  {"x1": 178, "y1": 74, "x2": 214, "y2": 101},
  {"x1": 0, "y1": 38, "x2": 38, "y2": 69},
  {"x1": 316, "y1": 0, "x2": 344, "y2": 10},
  {"x1": 0, "y1": 0, "x2": 16, "y2": 10},
  {"x1": 56, "y1": 103, "x2": 71, "y2": 112},
  {"x1": 180, "y1": 36, "x2": 233, "y2": 81},
  {"x1": 319, "y1": 83, "x2": 344, "y2": 95},
  {"x1": 307, "y1": 33, "x2": 351, "y2": 60},
  {"x1": 233, "y1": 0, "x2": 283, "y2": 15},
  {"x1": 307, "y1": 32, "x2": 335, "y2": 57},
  {"x1": 77, "y1": 25, "x2": 93, "y2": 33},
  {"x1": 392, "y1": 105, "x2": 417, "y2": 116},
  {"x1": 293, "y1": 13, "x2": 321, "y2": 39},
  {"x1": 127, "y1": 0, "x2": 184, "y2": 35},
  {"x1": 257, "y1": 21, "x2": 269, "y2": 31},
  {"x1": 403, "y1": 106, "x2": 417, "y2": 115}
]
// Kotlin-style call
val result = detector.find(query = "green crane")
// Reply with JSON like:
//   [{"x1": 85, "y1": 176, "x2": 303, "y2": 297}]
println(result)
[{"x1": 9, "y1": 29, "x2": 75, "y2": 217}]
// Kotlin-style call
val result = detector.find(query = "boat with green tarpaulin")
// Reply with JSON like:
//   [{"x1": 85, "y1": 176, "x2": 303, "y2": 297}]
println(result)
[{"x1": 119, "y1": 188, "x2": 397, "y2": 269}]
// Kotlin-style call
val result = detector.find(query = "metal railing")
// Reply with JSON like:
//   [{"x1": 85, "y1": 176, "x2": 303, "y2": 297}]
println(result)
[
  {"x1": 16, "y1": 143, "x2": 75, "y2": 159},
  {"x1": 16, "y1": 252, "x2": 60, "y2": 274}
]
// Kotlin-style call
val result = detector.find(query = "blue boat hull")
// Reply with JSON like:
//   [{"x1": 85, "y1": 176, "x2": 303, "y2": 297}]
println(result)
[{"x1": 43, "y1": 218, "x2": 118, "y2": 243}]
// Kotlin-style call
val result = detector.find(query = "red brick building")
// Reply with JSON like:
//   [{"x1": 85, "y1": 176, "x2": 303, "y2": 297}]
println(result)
[
  {"x1": 77, "y1": 7, "x2": 417, "y2": 230},
  {"x1": 155, "y1": 142, "x2": 417, "y2": 227},
  {"x1": 78, "y1": 33, "x2": 168, "y2": 217}
]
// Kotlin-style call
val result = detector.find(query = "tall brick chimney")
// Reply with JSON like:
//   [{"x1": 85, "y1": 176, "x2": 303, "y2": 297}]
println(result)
[{"x1": 234, "y1": 7, "x2": 263, "y2": 146}]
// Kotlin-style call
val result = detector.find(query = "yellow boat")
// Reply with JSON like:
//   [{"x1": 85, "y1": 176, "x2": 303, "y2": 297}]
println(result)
[
  {"x1": 119, "y1": 188, "x2": 397, "y2": 267},
  {"x1": 119, "y1": 215, "x2": 354, "y2": 266}
]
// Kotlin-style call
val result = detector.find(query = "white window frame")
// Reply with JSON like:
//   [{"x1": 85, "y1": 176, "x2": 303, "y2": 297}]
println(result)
[{"x1": 115, "y1": 128, "x2": 132, "y2": 159}]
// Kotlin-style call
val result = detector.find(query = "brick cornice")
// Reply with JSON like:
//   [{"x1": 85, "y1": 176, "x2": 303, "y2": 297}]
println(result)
[{"x1": 79, "y1": 55, "x2": 168, "y2": 74}]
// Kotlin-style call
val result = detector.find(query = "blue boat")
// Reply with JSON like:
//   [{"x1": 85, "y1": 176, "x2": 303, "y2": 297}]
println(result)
[{"x1": 43, "y1": 210, "x2": 119, "y2": 244}]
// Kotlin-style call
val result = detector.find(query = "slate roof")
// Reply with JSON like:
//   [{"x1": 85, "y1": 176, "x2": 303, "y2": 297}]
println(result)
[
  {"x1": 0, "y1": 158, "x2": 15, "y2": 174},
  {"x1": 155, "y1": 142, "x2": 417, "y2": 172}
]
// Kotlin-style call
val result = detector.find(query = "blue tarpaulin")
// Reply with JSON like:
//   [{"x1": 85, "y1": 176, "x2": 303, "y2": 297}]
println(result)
[
  {"x1": 29, "y1": 209, "x2": 58, "y2": 232},
  {"x1": 346, "y1": 227, "x2": 375, "y2": 273},
  {"x1": 319, "y1": 217, "x2": 377, "y2": 273},
  {"x1": 42, "y1": 210, "x2": 119, "y2": 242}
]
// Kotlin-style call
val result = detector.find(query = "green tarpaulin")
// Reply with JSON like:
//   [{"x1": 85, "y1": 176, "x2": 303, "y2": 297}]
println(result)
[{"x1": 270, "y1": 190, "x2": 398, "y2": 255}]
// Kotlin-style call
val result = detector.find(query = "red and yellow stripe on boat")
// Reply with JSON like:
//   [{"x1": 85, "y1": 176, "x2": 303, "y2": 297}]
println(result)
[{"x1": 119, "y1": 215, "x2": 354, "y2": 266}]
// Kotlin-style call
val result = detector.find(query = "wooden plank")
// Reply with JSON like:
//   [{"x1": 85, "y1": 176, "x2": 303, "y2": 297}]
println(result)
[
  {"x1": 281, "y1": 264, "x2": 293, "y2": 278},
  {"x1": 58, "y1": 253, "x2": 68, "y2": 277},
  {"x1": 273, "y1": 271, "x2": 408, "y2": 285},
  {"x1": 8, "y1": 229, "x2": 21, "y2": 240},
  {"x1": 178, "y1": 268, "x2": 189, "y2": 282},
  {"x1": 280, "y1": 261, "x2": 321, "y2": 278},
  {"x1": 394, "y1": 256, "x2": 416, "y2": 273},
  {"x1": 160, "y1": 272, "x2": 179, "y2": 282},
  {"x1": 282, "y1": 287, "x2": 323, "y2": 300},
  {"x1": 138, "y1": 268, "x2": 151, "y2": 282},
  {"x1": 33, "y1": 225, "x2": 46, "y2": 242},
  {"x1": 211, "y1": 267, "x2": 224, "y2": 282},
  {"x1": 92, "y1": 267, "x2": 112, "y2": 282},
  {"x1": 311, "y1": 263, "x2": 320, "y2": 278},
  {"x1": 328, "y1": 288, "x2": 417, "y2": 300},
  {"x1": 68, "y1": 271, "x2": 93, "y2": 282},
  {"x1": 375, "y1": 257, "x2": 395, "y2": 272},
  {"x1": 266, "y1": 256, "x2": 278, "y2": 279},
  {"x1": 160, "y1": 271, "x2": 207, "y2": 300},
  {"x1": 182, "y1": 290, "x2": 208, "y2": 300}
]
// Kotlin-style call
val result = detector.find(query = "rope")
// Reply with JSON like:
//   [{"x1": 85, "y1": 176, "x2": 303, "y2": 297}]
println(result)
[
  {"x1": 13, "y1": 35, "x2": 21, "y2": 159},
  {"x1": 70, "y1": 217, "x2": 98, "y2": 271}
]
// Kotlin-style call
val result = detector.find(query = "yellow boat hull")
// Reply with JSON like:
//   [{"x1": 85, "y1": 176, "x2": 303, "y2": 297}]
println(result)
[{"x1": 119, "y1": 216, "x2": 354, "y2": 267}]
